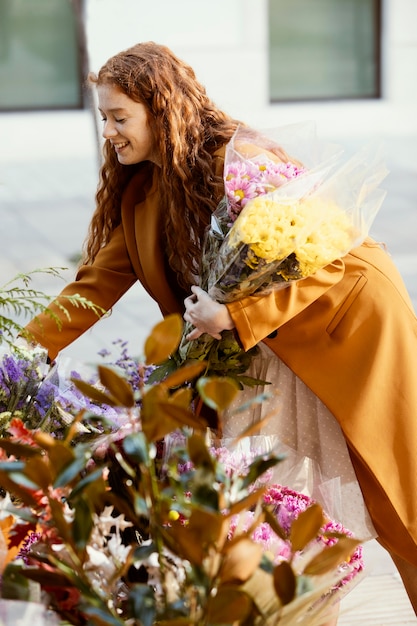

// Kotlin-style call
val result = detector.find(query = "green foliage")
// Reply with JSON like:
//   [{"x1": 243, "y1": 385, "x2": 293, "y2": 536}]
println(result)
[
  {"x1": 0, "y1": 268, "x2": 104, "y2": 347},
  {"x1": 0, "y1": 315, "x2": 360, "y2": 625}
]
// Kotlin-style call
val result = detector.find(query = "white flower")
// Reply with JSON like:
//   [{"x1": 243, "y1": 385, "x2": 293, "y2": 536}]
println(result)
[
  {"x1": 84, "y1": 546, "x2": 118, "y2": 588},
  {"x1": 94, "y1": 505, "x2": 133, "y2": 536}
]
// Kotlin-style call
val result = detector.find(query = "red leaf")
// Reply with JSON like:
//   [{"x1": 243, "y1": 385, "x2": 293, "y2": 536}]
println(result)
[{"x1": 8, "y1": 521, "x2": 37, "y2": 549}]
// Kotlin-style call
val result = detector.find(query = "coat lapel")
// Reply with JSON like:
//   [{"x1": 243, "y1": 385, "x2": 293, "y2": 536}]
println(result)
[{"x1": 121, "y1": 166, "x2": 184, "y2": 316}]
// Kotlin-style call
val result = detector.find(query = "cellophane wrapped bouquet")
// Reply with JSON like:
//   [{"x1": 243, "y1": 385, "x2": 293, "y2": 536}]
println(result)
[{"x1": 177, "y1": 123, "x2": 388, "y2": 383}]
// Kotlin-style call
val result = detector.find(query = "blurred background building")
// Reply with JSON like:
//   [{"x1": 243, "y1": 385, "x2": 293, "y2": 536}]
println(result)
[
  {"x1": 0, "y1": 0, "x2": 416, "y2": 360},
  {"x1": 0, "y1": 0, "x2": 416, "y2": 162}
]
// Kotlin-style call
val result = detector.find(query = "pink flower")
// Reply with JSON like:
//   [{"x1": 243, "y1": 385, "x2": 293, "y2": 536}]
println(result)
[
  {"x1": 263, "y1": 485, "x2": 312, "y2": 533},
  {"x1": 224, "y1": 175, "x2": 259, "y2": 220},
  {"x1": 228, "y1": 510, "x2": 292, "y2": 563},
  {"x1": 224, "y1": 159, "x2": 306, "y2": 222}
]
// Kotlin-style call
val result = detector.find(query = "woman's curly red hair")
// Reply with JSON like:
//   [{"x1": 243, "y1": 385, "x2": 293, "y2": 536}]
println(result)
[{"x1": 84, "y1": 41, "x2": 241, "y2": 290}]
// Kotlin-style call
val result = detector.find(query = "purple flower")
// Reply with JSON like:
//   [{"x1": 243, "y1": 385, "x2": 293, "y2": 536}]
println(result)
[
  {"x1": 32, "y1": 378, "x2": 56, "y2": 418},
  {"x1": 16, "y1": 531, "x2": 42, "y2": 564},
  {"x1": 2, "y1": 354, "x2": 27, "y2": 385}
]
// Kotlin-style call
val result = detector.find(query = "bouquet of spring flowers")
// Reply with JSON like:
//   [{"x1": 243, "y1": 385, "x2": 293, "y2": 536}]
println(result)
[{"x1": 175, "y1": 124, "x2": 388, "y2": 383}]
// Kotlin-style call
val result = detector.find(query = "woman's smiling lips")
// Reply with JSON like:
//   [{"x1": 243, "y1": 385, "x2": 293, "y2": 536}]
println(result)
[{"x1": 113, "y1": 141, "x2": 129, "y2": 152}]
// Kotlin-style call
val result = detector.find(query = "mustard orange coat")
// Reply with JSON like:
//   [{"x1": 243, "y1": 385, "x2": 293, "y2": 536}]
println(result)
[{"x1": 26, "y1": 160, "x2": 417, "y2": 566}]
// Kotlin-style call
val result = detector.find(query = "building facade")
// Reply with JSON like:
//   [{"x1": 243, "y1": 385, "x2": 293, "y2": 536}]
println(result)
[{"x1": 0, "y1": 0, "x2": 416, "y2": 164}]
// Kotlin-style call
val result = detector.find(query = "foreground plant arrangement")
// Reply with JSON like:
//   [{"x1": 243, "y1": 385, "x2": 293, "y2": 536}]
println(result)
[{"x1": 0, "y1": 303, "x2": 362, "y2": 625}]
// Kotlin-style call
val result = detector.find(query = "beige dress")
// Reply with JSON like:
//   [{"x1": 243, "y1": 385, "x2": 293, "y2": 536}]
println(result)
[{"x1": 221, "y1": 343, "x2": 376, "y2": 541}]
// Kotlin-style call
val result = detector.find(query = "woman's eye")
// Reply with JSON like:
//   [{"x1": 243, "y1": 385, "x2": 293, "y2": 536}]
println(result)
[{"x1": 115, "y1": 118, "x2": 126, "y2": 124}]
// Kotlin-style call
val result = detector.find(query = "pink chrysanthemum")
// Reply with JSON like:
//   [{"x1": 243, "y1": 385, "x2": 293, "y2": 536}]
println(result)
[
  {"x1": 224, "y1": 159, "x2": 306, "y2": 222},
  {"x1": 264, "y1": 484, "x2": 364, "y2": 588},
  {"x1": 263, "y1": 484, "x2": 313, "y2": 533},
  {"x1": 225, "y1": 176, "x2": 259, "y2": 220},
  {"x1": 228, "y1": 511, "x2": 292, "y2": 563}
]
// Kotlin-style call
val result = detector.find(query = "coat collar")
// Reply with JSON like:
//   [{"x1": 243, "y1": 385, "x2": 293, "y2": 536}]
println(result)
[{"x1": 121, "y1": 165, "x2": 184, "y2": 316}]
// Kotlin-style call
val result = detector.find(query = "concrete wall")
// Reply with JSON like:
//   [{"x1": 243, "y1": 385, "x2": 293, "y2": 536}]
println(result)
[{"x1": 1, "y1": 0, "x2": 416, "y2": 164}]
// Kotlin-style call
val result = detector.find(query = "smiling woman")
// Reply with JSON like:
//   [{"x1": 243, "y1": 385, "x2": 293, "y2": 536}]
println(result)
[
  {"x1": 19, "y1": 41, "x2": 417, "y2": 620},
  {"x1": 96, "y1": 84, "x2": 161, "y2": 166}
]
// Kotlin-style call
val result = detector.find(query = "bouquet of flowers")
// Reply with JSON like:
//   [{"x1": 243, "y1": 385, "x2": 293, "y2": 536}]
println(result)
[
  {"x1": 169, "y1": 431, "x2": 364, "y2": 595},
  {"x1": 0, "y1": 345, "x2": 128, "y2": 442},
  {"x1": 174, "y1": 124, "x2": 388, "y2": 384}
]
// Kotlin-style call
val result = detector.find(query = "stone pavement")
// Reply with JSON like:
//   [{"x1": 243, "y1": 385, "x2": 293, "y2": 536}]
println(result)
[{"x1": 1, "y1": 132, "x2": 417, "y2": 623}]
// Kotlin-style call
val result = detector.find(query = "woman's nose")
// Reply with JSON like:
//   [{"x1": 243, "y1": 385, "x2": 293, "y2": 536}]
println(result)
[{"x1": 102, "y1": 119, "x2": 117, "y2": 139}]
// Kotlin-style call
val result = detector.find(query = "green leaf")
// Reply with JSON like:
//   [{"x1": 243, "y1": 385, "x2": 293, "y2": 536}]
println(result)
[
  {"x1": 0, "y1": 461, "x2": 26, "y2": 472},
  {"x1": 128, "y1": 583, "x2": 157, "y2": 626},
  {"x1": 132, "y1": 542, "x2": 158, "y2": 562},
  {"x1": 273, "y1": 560, "x2": 296, "y2": 605},
  {"x1": 290, "y1": 503, "x2": 324, "y2": 552},
  {"x1": 303, "y1": 536, "x2": 361, "y2": 576},
  {"x1": 191, "y1": 480, "x2": 219, "y2": 510},
  {"x1": 206, "y1": 585, "x2": 253, "y2": 623},
  {"x1": 144, "y1": 314, "x2": 183, "y2": 365},
  {"x1": 71, "y1": 377, "x2": 119, "y2": 406},
  {"x1": 196, "y1": 376, "x2": 239, "y2": 411},
  {"x1": 163, "y1": 360, "x2": 207, "y2": 388},
  {"x1": 54, "y1": 454, "x2": 90, "y2": 489},
  {"x1": 0, "y1": 440, "x2": 41, "y2": 458},
  {"x1": 122, "y1": 432, "x2": 149, "y2": 465},
  {"x1": 146, "y1": 358, "x2": 178, "y2": 384},
  {"x1": 0, "y1": 469, "x2": 39, "y2": 506},
  {"x1": 68, "y1": 467, "x2": 106, "y2": 502},
  {"x1": 240, "y1": 455, "x2": 284, "y2": 489},
  {"x1": 73, "y1": 497, "x2": 94, "y2": 550},
  {"x1": 187, "y1": 432, "x2": 216, "y2": 470},
  {"x1": 98, "y1": 365, "x2": 135, "y2": 407},
  {"x1": 80, "y1": 604, "x2": 125, "y2": 626},
  {"x1": 133, "y1": 493, "x2": 150, "y2": 517},
  {"x1": 8, "y1": 471, "x2": 39, "y2": 490},
  {"x1": 1, "y1": 563, "x2": 32, "y2": 600}
]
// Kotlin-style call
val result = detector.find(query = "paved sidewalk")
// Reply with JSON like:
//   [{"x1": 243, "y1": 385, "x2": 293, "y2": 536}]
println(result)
[{"x1": 1, "y1": 133, "x2": 417, "y2": 623}]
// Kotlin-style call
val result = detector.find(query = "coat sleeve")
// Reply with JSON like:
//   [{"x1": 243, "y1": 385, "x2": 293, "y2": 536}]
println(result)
[
  {"x1": 226, "y1": 258, "x2": 345, "y2": 350},
  {"x1": 24, "y1": 224, "x2": 137, "y2": 360}
]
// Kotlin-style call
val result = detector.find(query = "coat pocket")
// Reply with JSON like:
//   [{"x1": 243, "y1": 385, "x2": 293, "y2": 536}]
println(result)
[{"x1": 326, "y1": 274, "x2": 368, "y2": 335}]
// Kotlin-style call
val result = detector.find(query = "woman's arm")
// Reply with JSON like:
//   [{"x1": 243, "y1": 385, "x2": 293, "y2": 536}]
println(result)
[
  {"x1": 24, "y1": 224, "x2": 137, "y2": 360},
  {"x1": 184, "y1": 258, "x2": 345, "y2": 349}
]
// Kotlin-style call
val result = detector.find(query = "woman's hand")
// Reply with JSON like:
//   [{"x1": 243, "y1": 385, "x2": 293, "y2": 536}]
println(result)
[{"x1": 183, "y1": 286, "x2": 235, "y2": 341}]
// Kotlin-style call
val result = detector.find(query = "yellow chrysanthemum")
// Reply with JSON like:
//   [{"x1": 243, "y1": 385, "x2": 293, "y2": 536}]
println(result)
[
  {"x1": 295, "y1": 200, "x2": 355, "y2": 276},
  {"x1": 228, "y1": 197, "x2": 309, "y2": 262},
  {"x1": 228, "y1": 195, "x2": 356, "y2": 272}
]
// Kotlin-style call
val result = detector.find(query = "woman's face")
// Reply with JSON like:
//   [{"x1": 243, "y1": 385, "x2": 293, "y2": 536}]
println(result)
[{"x1": 98, "y1": 83, "x2": 160, "y2": 166}]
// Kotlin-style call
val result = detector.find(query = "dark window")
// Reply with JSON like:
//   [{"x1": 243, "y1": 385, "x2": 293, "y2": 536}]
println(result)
[
  {"x1": 0, "y1": 0, "x2": 85, "y2": 111},
  {"x1": 269, "y1": 0, "x2": 381, "y2": 101}
]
